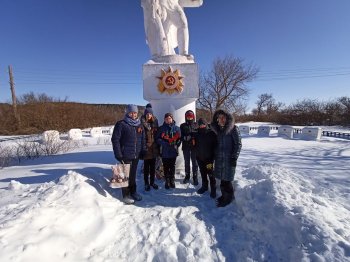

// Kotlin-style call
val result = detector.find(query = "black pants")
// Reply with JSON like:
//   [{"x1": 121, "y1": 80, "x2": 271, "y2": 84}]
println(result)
[
  {"x1": 162, "y1": 157, "x2": 176, "y2": 180},
  {"x1": 144, "y1": 158, "x2": 156, "y2": 185},
  {"x1": 197, "y1": 158, "x2": 216, "y2": 188},
  {"x1": 183, "y1": 148, "x2": 198, "y2": 176},
  {"x1": 122, "y1": 158, "x2": 139, "y2": 197}
]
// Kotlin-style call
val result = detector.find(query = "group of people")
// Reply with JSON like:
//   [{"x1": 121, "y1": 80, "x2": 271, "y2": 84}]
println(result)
[{"x1": 111, "y1": 103, "x2": 242, "y2": 207}]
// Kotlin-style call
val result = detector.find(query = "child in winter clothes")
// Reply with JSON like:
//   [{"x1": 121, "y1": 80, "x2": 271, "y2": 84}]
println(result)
[
  {"x1": 194, "y1": 118, "x2": 217, "y2": 198},
  {"x1": 111, "y1": 104, "x2": 147, "y2": 205},
  {"x1": 156, "y1": 113, "x2": 181, "y2": 189},
  {"x1": 141, "y1": 107, "x2": 160, "y2": 191},
  {"x1": 180, "y1": 110, "x2": 199, "y2": 185},
  {"x1": 210, "y1": 109, "x2": 242, "y2": 207}
]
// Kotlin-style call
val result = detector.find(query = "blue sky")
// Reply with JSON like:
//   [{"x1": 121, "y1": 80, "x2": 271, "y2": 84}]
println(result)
[{"x1": 0, "y1": 0, "x2": 349, "y2": 111}]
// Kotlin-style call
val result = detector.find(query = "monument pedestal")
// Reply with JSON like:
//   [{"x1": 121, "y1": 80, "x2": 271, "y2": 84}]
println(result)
[
  {"x1": 143, "y1": 60, "x2": 199, "y2": 171},
  {"x1": 143, "y1": 61, "x2": 199, "y2": 125}
]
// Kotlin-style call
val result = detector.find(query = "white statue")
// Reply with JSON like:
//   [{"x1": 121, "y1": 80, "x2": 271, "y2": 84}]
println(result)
[{"x1": 141, "y1": 0, "x2": 203, "y2": 60}]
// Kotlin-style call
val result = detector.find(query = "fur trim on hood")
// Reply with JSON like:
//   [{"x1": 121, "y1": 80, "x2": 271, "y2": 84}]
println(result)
[{"x1": 211, "y1": 109, "x2": 235, "y2": 135}]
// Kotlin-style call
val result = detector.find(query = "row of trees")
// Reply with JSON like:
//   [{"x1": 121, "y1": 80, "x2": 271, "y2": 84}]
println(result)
[
  {"x1": 196, "y1": 56, "x2": 349, "y2": 126},
  {"x1": 0, "y1": 92, "x2": 127, "y2": 135},
  {"x1": 242, "y1": 94, "x2": 350, "y2": 126},
  {"x1": 1, "y1": 56, "x2": 348, "y2": 135}
]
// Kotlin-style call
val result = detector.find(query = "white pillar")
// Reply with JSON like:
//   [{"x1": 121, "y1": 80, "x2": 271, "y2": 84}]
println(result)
[{"x1": 143, "y1": 57, "x2": 199, "y2": 171}]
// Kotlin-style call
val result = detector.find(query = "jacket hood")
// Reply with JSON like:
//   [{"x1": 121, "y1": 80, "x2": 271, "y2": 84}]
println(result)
[
  {"x1": 185, "y1": 110, "x2": 195, "y2": 122},
  {"x1": 211, "y1": 109, "x2": 235, "y2": 135}
]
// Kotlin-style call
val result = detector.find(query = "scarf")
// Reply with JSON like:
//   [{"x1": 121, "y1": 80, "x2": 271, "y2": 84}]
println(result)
[{"x1": 124, "y1": 114, "x2": 140, "y2": 127}]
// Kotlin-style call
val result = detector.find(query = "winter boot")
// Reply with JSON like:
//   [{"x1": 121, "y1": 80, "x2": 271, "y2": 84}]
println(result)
[
  {"x1": 216, "y1": 184, "x2": 226, "y2": 207},
  {"x1": 145, "y1": 185, "x2": 151, "y2": 191},
  {"x1": 216, "y1": 192, "x2": 230, "y2": 207},
  {"x1": 217, "y1": 182, "x2": 233, "y2": 207},
  {"x1": 170, "y1": 175, "x2": 175, "y2": 188},
  {"x1": 182, "y1": 174, "x2": 190, "y2": 184},
  {"x1": 210, "y1": 190, "x2": 217, "y2": 199},
  {"x1": 197, "y1": 186, "x2": 208, "y2": 194},
  {"x1": 216, "y1": 195, "x2": 224, "y2": 206},
  {"x1": 151, "y1": 183, "x2": 159, "y2": 190},
  {"x1": 165, "y1": 177, "x2": 170, "y2": 189},
  {"x1": 122, "y1": 196, "x2": 135, "y2": 205},
  {"x1": 131, "y1": 192, "x2": 142, "y2": 201},
  {"x1": 193, "y1": 174, "x2": 199, "y2": 186}
]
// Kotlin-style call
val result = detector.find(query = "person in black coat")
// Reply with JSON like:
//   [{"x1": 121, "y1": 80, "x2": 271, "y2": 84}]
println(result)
[
  {"x1": 194, "y1": 118, "x2": 217, "y2": 198},
  {"x1": 111, "y1": 104, "x2": 147, "y2": 204},
  {"x1": 211, "y1": 109, "x2": 242, "y2": 207},
  {"x1": 180, "y1": 110, "x2": 199, "y2": 185}
]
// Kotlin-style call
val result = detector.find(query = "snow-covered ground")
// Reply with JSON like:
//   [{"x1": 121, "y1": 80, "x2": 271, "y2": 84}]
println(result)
[{"x1": 0, "y1": 126, "x2": 349, "y2": 261}]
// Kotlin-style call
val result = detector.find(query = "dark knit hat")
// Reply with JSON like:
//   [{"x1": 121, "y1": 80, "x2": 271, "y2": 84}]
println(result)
[
  {"x1": 198, "y1": 118, "x2": 208, "y2": 126},
  {"x1": 144, "y1": 107, "x2": 153, "y2": 115},
  {"x1": 146, "y1": 103, "x2": 152, "y2": 108},
  {"x1": 164, "y1": 112, "x2": 173, "y2": 119},
  {"x1": 126, "y1": 104, "x2": 138, "y2": 114}
]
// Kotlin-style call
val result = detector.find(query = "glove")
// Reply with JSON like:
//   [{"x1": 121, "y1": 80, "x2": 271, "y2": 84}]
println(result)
[
  {"x1": 116, "y1": 158, "x2": 124, "y2": 164},
  {"x1": 206, "y1": 163, "x2": 213, "y2": 170},
  {"x1": 230, "y1": 158, "x2": 237, "y2": 167}
]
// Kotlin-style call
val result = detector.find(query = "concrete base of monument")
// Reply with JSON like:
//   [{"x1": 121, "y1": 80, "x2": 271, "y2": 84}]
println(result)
[
  {"x1": 143, "y1": 61, "x2": 199, "y2": 170},
  {"x1": 143, "y1": 61, "x2": 199, "y2": 122}
]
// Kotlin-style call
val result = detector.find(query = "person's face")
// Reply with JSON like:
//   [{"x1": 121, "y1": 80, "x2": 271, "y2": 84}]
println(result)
[
  {"x1": 217, "y1": 114, "x2": 226, "y2": 127},
  {"x1": 164, "y1": 116, "x2": 173, "y2": 124},
  {"x1": 146, "y1": 113, "x2": 153, "y2": 120},
  {"x1": 128, "y1": 111, "x2": 138, "y2": 120},
  {"x1": 186, "y1": 115, "x2": 194, "y2": 121}
]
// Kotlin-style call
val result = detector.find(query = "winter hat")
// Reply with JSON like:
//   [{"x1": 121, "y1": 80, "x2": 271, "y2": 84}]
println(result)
[
  {"x1": 146, "y1": 103, "x2": 152, "y2": 109},
  {"x1": 126, "y1": 104, "x2": 138, "y2": 114},
  {"x1": 164, "y1": 112, "x2": 173, "y2": 119},
  {"x1": 144, "y1": 107, "x2": 153, "y2": 115},
  {"x1": 198, "y1": 118, "x2": 208, "y2": 126},
  {"x1": 185, "y1": 110, "x2": 195, "y2": 120}
]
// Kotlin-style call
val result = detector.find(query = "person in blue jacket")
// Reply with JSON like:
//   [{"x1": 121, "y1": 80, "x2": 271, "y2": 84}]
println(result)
[
  {"x1": 111, "y1": 104, "x2": 146, "y2": 205},
  {"x1": 156, "y1": 113, "x2": 181, "y2": 189}
]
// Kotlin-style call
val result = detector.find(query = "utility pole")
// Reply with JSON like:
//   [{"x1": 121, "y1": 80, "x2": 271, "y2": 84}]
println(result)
[{"x1": 8, "y1": 65, "x2": 20, "y2": 128}]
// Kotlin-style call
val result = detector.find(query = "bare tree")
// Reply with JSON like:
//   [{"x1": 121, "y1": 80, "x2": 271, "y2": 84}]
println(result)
[
  {"x1": 338, "y1": 96, "x2": 350, "y2": 126},
  {"x1": 255, "y1": 93, "x2": 274, "y2": 116},
  {"x1": 18, "y1": 92, "x2": 68, "y2": 104},
  {"x1": 197, "y1": 55, "x2": 258, "y2": 118}
]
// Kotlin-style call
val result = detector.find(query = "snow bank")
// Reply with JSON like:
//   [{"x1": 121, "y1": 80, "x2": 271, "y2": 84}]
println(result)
[{"x1": 239, "y1": 163, "x2": 350, "y2": 261}]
